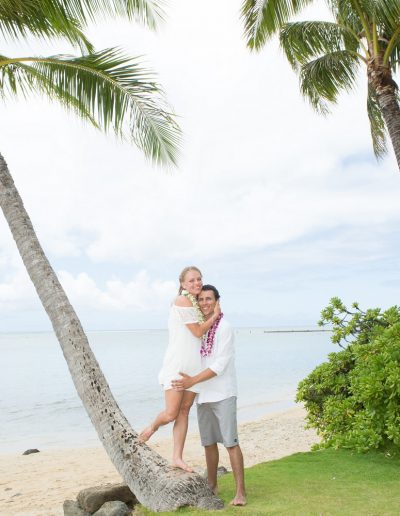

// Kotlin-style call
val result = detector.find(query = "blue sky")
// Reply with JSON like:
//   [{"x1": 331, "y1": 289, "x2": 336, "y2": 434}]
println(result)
[{"x1": 1, "y1": 1, "x2": 400, "y2": 332}]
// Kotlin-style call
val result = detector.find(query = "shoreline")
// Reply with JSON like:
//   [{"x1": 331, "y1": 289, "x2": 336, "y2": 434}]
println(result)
[{"x1": 0, "y1": 406, "x2": 318, "y2": 515}]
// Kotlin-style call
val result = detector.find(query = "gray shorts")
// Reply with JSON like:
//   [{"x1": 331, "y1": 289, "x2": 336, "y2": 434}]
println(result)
[{"x1": 197, "y1": 396, "x2": 239, "y2": 448}]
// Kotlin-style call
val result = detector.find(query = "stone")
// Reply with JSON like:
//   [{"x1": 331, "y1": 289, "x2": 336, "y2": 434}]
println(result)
[
  {"x1": 22, "y1": 449, "x2": 40, "y2": 455},
  {"x1": 196, "y1": 495, "x2": 224, "y2": 510},
  {"x1": 217, "y1": 466, "x2": 229, "y2": 477},
  {"x1": 202, "y1": 465, "x2": 229, "y2": 479},
  {"x1": 92, "y1": 501, "x2": 131, "y2": 516},
  {"x1": 77, "y1": 484, "x2": 137, "y2": 514},
  {"x1": 63, "y1": 499, "x2": 90, "y2": 516}
]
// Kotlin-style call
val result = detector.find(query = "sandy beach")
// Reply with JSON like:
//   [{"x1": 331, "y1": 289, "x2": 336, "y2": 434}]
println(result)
[{"x1": 0, "y1": 406, "x2": 318, "y2": 515}]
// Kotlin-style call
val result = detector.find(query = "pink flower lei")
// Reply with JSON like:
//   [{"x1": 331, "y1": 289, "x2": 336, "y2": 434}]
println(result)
[{"x1": 201, "y1": 313, "x2": 224, "y2": 357}]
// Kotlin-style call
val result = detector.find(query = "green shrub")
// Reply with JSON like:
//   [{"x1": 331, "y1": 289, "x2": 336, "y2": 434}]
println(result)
[{"x1": 297, "y1": 298, "x2": 400, "y2": 452}]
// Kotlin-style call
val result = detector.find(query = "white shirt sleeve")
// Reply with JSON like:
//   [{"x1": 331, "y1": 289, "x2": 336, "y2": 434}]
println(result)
[
  {"x1": 208, "y1": 323, "x2": 234, "y2": 376},
  {"x1": 174, "y1": 306, "x2": 199, "y2": 324}
]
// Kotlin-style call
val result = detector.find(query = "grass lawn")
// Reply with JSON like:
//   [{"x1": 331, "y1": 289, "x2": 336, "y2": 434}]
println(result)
[{"x1": 135, "y1": 448, "x2": 400, "y2": 515}]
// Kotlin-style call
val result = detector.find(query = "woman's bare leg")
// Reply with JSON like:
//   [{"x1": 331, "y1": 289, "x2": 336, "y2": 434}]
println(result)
[
  {"x1": 139, "y1": 390, "x2": 184, "y2": 442},
  {"x1": 172, "y1": 390, "x2": 196, "y2": 471}
]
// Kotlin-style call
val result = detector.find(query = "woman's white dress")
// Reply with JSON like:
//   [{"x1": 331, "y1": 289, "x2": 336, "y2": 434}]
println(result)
[{"x1": 158, "y1": 304, "x2": 202, "y2": 393}]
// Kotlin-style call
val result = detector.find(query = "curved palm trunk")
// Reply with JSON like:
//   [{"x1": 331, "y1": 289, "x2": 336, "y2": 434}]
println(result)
[
  {"x1": 368, "y1": 56, "x2": 400, "y2": 169},
  {"x1": 0, "y1": 153, "x2": 223, "y2": 512}
]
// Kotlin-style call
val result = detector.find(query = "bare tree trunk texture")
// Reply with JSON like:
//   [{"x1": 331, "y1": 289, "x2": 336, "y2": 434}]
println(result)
[
  {"x1": 0, "y1": 153, "x2": 223, "y2": 512},
  {"x1": 368, "y1": 56, "x2": 400, "y2": 169}
]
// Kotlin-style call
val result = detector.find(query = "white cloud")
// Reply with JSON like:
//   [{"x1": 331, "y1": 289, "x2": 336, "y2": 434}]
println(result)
[
  {"x1": 0, "y1": 266, "x2": 177, "y2": 326},
  {"x1": 58, "y1": 269, "x2": 177, "y2": 312},
  {"x1": 0, "y1": 269, "x2": 37, "y2": 311}
]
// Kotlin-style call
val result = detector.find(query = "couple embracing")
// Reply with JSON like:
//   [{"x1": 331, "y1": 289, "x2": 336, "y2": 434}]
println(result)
[{"x1": 139, "y1": 266, "x2": 246, "y2": 506}]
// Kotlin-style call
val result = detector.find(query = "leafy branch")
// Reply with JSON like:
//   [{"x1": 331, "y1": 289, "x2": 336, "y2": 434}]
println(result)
[{"x1": 318, "y1": 297, "x2": 400, "y2": 348}]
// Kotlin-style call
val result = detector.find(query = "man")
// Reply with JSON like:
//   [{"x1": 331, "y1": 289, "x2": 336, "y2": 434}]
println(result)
[{"x1": 171, "y1": 284, "x2": 246, "y2": 506}]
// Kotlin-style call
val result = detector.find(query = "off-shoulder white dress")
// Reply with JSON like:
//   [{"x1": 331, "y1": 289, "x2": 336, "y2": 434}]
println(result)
[{"x1": 158, "y1": 304, "x2": 202, "y2": 393}]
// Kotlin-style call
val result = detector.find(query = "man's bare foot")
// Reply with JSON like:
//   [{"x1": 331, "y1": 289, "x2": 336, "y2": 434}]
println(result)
[
  {"x1": 209, "y1": 485, "x2": 218, "y2": 496},
  {"x1": 171, "y1": 458, "x2": 193, "y2": 472},
  {"x1": 230, "y1": 494, "x2": 246, "y2": 506},
  {"x1": 138, "y1": 425, "x2": 156, "y2": 443}
]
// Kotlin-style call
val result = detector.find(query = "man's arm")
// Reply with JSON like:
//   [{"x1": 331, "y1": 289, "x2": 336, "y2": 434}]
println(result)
[
  {"x1": 171, "y1": 368, "x2": 216, "y2": 391},
  {"x1": 171, "y1": 324, "x2": 234, "y2": 391}
]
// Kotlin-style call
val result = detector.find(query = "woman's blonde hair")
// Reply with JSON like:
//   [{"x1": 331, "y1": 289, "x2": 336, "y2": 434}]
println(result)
[{"x1": 178, "y1": 266, "x2": 202, "y2": 294}]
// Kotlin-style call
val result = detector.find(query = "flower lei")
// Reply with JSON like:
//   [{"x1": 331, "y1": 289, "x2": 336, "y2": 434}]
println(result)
[
  {"x1": 181, "y1": 289, "x2": 205, "y2": 324},
  {"x1": 201, "y1": 313, "x2": 224, "y2": 357}
]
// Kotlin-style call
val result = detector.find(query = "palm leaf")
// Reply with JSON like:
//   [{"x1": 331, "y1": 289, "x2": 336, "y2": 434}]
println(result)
[
  {"x1": 0, "y1": 49, "x2": 180, "y2": 165},
  {"x1": 0, "y1": 0, "x2": 94, "y2": 52},
  {"x1": 59, "y1": 0, "x2": 165, "y2": 29},
  {"x1": 0, "y1": 0, "x2": 164, "y2": 47},
  {"x1": 367, "y1": 85, "x2": 388, "y2": 158},
  {"x1": 299, "y1": 50, "x2": 360, "y2": 113},
  {"x1": 354, "y1": 0, "x2": 400, "y2": 31},
  {"x1": 241, "y1": 0, "x2": 314, "y2": 50},
  {"x1": 0, "y1": 55, "x2": 99, "y2": 126},
  {"x1": 280, "y1": 21, "x2": 358, "y2": 70},
  {"x1": 329, "y1": 1, "x2": 366, "y2": 53}
]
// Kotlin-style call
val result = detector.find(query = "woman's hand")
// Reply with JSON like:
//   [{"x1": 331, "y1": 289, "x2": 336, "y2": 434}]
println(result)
[{"x1": 213, "y1": 300, "x2": 221, "y2": 320}]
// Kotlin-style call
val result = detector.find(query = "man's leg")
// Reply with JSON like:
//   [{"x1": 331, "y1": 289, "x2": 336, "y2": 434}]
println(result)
[
  {"x1": 197, "y1": 402, "x2": 222, "y2": 494},
  {"x1": 226, "y1": 444, "x2": 246, "y2": 505},
  {"x1": 204, "y1": 443, "x2": 219, "y2": 494}
]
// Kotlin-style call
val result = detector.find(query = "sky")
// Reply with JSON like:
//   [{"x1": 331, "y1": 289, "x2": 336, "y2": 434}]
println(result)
[{"x1": 1, "y1": 1, "x2": 400, "y2": 332}]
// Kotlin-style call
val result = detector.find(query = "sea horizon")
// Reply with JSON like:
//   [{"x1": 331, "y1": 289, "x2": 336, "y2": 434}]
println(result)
[{"x1": 0, "y1": 327, "x2": 334, "y2": 454}]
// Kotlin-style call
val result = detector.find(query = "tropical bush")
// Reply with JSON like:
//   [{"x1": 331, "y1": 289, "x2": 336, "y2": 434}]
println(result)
[{"x1": 297, "y1": 297, "x2": 400, "y2": 452}]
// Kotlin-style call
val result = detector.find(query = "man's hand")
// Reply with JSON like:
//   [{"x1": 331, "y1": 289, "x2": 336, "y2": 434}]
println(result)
[{"x1": 171, "y1": 372, "x2": 195, "y2": 391}]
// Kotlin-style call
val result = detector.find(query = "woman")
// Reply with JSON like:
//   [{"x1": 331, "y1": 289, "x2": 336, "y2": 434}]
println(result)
[{"x1": 139, "y1": 266, "x2": 221, "y2": 472}]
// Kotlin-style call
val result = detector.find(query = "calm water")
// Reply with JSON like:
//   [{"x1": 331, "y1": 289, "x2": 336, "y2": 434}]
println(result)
[{"x1": 0, "y1": 328, "x2": 333, "y2": 453}]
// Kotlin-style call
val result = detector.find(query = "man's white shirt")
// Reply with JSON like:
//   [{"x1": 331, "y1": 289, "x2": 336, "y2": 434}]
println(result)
[{"x1": 197, "y1": 318, "x2": 237, "y2": 404}]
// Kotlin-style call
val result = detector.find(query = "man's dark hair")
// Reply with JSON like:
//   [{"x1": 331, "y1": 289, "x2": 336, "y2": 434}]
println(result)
[{"x1": 201, "y1": 284, "x2": 220, "y2": 300}]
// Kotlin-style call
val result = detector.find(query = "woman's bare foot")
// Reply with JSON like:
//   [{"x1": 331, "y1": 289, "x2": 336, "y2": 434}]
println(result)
[
  {"x1": 138, "y1": 425, "x2": 156, "y2": 443},
  {"x1": 171, "y1": 458, "x2": 193, "y2": 472},
  {"x1": 230, "y1": 494, "x2": 247, "y2": 506}
]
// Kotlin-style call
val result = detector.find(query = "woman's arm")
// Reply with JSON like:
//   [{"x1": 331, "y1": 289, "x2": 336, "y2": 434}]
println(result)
[
  {"x1": 186, "y1": 307, "x2": 220, "y2": 338},
  {"x1": 175, "y1": 295, "x2": 221, "y2": 338}
]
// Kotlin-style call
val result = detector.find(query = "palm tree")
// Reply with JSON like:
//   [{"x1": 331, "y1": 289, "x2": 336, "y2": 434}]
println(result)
[
  {"x1": 241, "y1": 0, "x2": 400, "y2": 169},
  {"x1": 0, "y1": 1, "x2": 222, "y2": 511}
]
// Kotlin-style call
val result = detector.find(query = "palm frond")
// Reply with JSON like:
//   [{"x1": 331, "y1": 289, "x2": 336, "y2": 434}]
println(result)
[
  {"x1": 327, "y1": 0, "x2": 364, "y2": 31},
  {"x1": 0, "y1": 54, "x2": 99, "y2": 126},
  {"x1": 356, "y1": 0, "x2": 400, "y2": 31},
  {"x1": 241, "y1": 0, "x2": 314, "y2": 50},
  {"x1": 280, "y1": 21, "x2": 359, "y2": 70},
  {"x1": 0, "y1": 0, "x2": 94, "y2": 52},
  {"x1": 383, "y1": 22, "x2": 400, "y2": 70},
  {"x1": 60, "y1": 0, "x2": 165, "y2": 29},
  {"x1": 0, "y1": 49, "x2": 181, "y2": 165},
  {"x1": 299, "y1": 50, "x2": 360, "y2": 113},
  {"x1": 329, "y1": 1, "x2": 366, "y2": 53},
  {"x1": 367, "y1": 85, "x2": 388, "y2": 158},
  {"x1": 379, "y1": 0, "x2": 400, "y2": 28},
  {"x1": 0, "y1": 0, "x2": 164, "y2": 47}
]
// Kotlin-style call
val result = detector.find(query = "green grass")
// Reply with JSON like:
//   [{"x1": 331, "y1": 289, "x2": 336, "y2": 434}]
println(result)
[{"x1": 135, "y1": 448, "x2": 400, "y2": 515}]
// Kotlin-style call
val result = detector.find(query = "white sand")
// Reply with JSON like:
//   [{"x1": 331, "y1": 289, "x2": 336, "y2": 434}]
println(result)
[{"x1": 0, "y1": 406, "x2": 318, "y2": 515}]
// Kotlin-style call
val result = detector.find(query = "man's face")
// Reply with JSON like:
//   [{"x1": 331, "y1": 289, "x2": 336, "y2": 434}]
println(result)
[{"x1": 198, "y1": 290, "x2": 217, "y2": 318}]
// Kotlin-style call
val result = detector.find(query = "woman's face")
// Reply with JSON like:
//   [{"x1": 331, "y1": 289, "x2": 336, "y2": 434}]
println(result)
[{"x1": 181, "y1": 269, "x2": 203, "y2": 296}]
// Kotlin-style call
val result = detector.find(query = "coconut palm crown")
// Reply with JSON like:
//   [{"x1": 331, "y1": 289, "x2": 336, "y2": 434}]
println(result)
[{"x1": 241, "y1": 0, "x2": 400, "y2": 169}]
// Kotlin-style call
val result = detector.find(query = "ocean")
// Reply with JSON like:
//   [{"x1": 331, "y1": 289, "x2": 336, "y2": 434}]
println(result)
[{"x1": 0, "y1": 328, "x2": 333, "y2": 454}]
